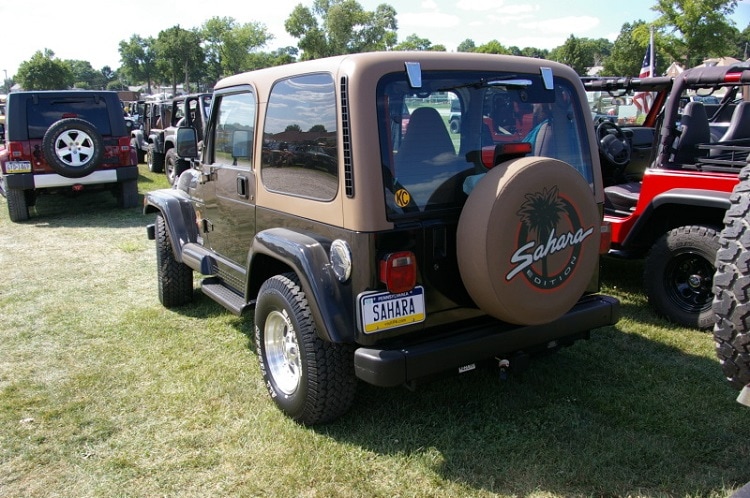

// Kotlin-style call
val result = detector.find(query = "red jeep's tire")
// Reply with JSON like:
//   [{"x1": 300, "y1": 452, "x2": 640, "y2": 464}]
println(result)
[
  {"x1": 6, "y1": 187, "x2": 29, "y2": 222},
  {"x1": 712, "y1": 164, "x2": 750, "y2": 389},
  {"x1": 644, "y1": 225, "x2": 718, "y2": 329},
  {"x1": 457, "y1": 157, "x2": 601, "y2": 325},
  {"x1": 42, "y1": 118, "x2": 104, "y2": 178}
]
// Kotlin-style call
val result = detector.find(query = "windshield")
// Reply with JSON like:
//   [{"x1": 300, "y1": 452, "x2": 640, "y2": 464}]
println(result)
[{"x1": 378, "y1": 70, "x2": 593, "y2": 217}]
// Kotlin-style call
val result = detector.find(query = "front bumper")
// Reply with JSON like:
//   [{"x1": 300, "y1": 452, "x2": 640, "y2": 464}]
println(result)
[{"x1": 354, "y1": 294, "x2": 620, "y2": 387}]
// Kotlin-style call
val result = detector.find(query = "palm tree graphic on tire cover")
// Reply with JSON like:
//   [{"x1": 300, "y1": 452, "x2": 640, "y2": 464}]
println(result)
[{"x1": 516, "y1": 185, "x2": 567, "y2": 278}]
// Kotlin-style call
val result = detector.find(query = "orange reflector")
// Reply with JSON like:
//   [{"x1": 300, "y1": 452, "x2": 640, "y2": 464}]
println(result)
[{"x1": 379, "y1": 251, "x2": 417, "y2": 294}]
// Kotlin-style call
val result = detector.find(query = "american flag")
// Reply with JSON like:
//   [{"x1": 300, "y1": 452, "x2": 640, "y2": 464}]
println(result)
[{"x1": 633, "y1": 41, "x2": 654, "y2": 114}]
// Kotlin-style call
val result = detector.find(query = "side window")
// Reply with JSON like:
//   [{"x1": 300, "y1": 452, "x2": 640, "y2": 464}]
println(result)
[
  {"x1": 212, "y1": 92, "x2": 256, "y2": 168},
  {"x1": 261, "y1": 73, "x2": 338, "y2": 201}
]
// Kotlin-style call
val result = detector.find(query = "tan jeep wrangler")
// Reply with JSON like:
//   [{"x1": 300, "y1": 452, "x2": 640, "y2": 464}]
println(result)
[{"x1": 144, "y1": 51, "x2": 620, "y2": 425}]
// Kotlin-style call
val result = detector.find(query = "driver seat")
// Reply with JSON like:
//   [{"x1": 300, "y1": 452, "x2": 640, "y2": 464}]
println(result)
[
  {"x1": 671, "y1": 101, "x2": 711, "y2": 165},
  {"x1": 604, "y1": 181, "x2": 641, "y2": 214}
]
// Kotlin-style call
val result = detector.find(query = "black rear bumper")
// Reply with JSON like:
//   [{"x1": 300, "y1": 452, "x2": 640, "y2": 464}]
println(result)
[{"x1": 353, "y1": 294, "x2": 620, "y2": 387}]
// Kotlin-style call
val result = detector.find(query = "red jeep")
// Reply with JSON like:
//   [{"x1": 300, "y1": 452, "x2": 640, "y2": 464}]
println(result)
[{"x1": 583, "y1": 63, "x2": 750, "y2": 329}]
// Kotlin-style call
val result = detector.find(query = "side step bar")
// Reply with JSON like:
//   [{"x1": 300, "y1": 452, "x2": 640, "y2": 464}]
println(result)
[{"x1": 201, "y1": 277, "x2": 255, "y2": 316}]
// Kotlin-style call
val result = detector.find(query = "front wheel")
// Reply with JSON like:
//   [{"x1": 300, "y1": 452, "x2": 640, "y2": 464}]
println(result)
[
  {"x1": 165, "y1": 149, "x2": 188, "y2": 186},
  {"x1": 155, "y1": 213, "x2": 193, "y2": 307},
  {"x1": 255, "y1": 273, "x2": 356, "y2": 425},
  {"x1": 644, "y1": 225, "x2": 719, "y2": 329}
]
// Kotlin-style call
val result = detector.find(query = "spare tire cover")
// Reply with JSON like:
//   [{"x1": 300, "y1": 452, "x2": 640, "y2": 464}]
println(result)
[{"x1": 457, "y1": 157, "x2": 600, "y2": 325}]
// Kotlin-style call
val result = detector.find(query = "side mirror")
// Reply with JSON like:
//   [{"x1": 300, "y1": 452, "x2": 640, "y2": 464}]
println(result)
[{"x1": 175, "y1": 126, "x2": 198, "y2": 159}]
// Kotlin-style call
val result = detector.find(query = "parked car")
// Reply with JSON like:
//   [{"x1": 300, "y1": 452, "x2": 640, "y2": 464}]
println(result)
[
  {"x1": 583, "y1": 64, "x2": 750, "y2": 329},
  {"x1": 144, "y1": 51, "x2": 620, "y2": 424},
  {"x1": 0, "y1": 90, "x2": 139, "y2": 222}
]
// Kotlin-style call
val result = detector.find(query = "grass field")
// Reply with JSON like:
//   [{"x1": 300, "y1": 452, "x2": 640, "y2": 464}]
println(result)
[{"x1": 0, "y1": 163, "x2": 747, "y2": 497}]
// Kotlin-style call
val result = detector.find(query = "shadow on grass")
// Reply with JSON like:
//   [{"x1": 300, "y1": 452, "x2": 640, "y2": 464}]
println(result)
[
  {"x1": 144, "y1": 230, "x2": 743, "y2": 496},
  {"x1": 8, "y1": 172, "x2": 158, "y2": 229},
  {"x1": 313, "y1": 326, "x2": 746, "y2": 496}
]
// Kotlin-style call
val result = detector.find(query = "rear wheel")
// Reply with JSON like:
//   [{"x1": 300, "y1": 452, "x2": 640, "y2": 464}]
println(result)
[
  {"x1": 644, "y1": 225, "x2": 718, "y2": 329},
  {"x1": 131, "y1": 138, "x2": 146, "y2": 164},
  {"x1": 255, "y1": 273, "x2": 356, "y2": 425},
  {"x1": 116, "y1": 179, "x2": 139, "y2": 208},
  {"x1": 155, "y1": 213, "x2": 193, "y2": 307},
  {"x1": 713, "y1": 165, "x2": 750, "y2": 389},
  {"x1": 6, "y1": 188, "x2": 29, "y2": 222}
]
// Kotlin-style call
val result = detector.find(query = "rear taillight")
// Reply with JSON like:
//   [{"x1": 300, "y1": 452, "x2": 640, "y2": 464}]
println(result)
[
  {"x1": 379, "y1": 251, "x2": 417, "y2": 294},
  {"x1": 7, "y1": 141, "x2": 27, "y2": 158}
]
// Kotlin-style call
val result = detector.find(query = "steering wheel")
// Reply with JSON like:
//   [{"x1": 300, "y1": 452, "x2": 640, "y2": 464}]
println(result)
[{"x1": 596, "y1": 120, "x2": 631, "y2": 168}]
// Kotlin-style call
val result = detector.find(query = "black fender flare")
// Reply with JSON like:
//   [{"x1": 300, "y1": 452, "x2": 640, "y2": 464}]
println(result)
[
  {"x1": 622, "y1": 188, "x2": 730, "y2": 249},
  {"x1": 143, "y1": 189, "x2": 199, "y2": 262},
  {"x1": 250, "y1": 228, "x2": 353, "y2": 344}
]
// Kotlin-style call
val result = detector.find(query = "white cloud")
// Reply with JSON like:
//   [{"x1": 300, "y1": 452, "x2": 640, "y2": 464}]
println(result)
[
  {"x1": 455, "y1": 0, "x2": 507, "y2": 11},
  {"x1": 398, "y1": 12, "x2": 462, "y2": 29},
  {"x1": 519, "y1": 16, "x2": 601, "y2": 35}
]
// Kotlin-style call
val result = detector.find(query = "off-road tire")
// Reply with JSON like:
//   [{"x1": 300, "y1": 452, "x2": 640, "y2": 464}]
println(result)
[
  {"x1": 712, "y1": 165, "x2": 750, "y2": 389},
  {"x1": 6, "y1": 187, "x2": 29, "y2": 222},
  {"x1": 644, "y1": 225, "x2": 719, "y2": 329},
  {"x1": 147, "y1": 144, "x2": 165, "y2": 173},
  {"x1": 255, "y1": 273, "x2": 356, "y2": 425},
  {"x1": 42, "y1": 118, "x2": 104, "y2": 178},
  {"x1": 155, "y1": 213, "x2": 193, "y2": 307},
  {"x1": 116, "y1": 179, "x2": 139, "y2": 209}
]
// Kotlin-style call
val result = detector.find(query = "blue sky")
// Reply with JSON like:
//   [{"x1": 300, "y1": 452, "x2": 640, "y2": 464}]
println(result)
[{"x1": 2, "y1": 0, "x2": 749, "y2": 79}]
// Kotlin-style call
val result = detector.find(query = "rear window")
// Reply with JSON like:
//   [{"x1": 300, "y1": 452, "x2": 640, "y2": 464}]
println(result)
[
  {"x1": 27, "y1": 96, "x2": 112, "y2": 139},
  {"x1": 378, "y1": 70, "x2": 593, "y2": 217}
]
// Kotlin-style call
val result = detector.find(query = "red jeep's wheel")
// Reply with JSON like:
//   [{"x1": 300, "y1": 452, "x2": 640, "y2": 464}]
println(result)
[
  {"x1": 6, "y1": 187, "x2": 29, "y2": 222},
  {"x1": 712, "y1": 165, "x2": 750, "y2": 389},
  {"x1": 42, "y1": 118, "x2": 104, "y2": 178},
  {"x1": 457, "y1": 157, "x2": 601, "y2": 325},
  {"x1": 644, "y1": 225, "x2": 718, "y2": 330}
]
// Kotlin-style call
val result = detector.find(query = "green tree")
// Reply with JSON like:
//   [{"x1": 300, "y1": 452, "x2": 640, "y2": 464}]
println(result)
[
  {"x1": 394, "y1": 34, "x2": 435, "y2": 51},
  {"x1": 245, "y1": 47, "x2": 299, "y2": 71},
  {"x1": 200, "y1": 17, "x2": 272, "y2": 83},
  {"x1": 652, "y1": 0, "x2": 739, "y2": 67},
  {"x1": 549, "y1": 35, "x2": 589, "y2": 75},
  {"x1": 602, "y1": 21, "x2": 649, "y2": 76},
  {"x1": 64, "y1": 60, "x2": 112, "y2": 89},
  {"x1": 119, "y1": 35, "x2": 157, "y2": 93},
  {"x1": 457, "y1": 39, "x2": 476, "y2": 52},
  {"x1": 16, "y1": 49, "x2": 73, "y2": 90},
  {"x1": 475, "y1": 40, "x2": 511, "y2": 55},
  {"x1": 731, "y1": 23, "x2": 750, "y2": 59},
  {"x1": 155, "y1": 25, "x2": 205, "y2": 95},
  {"x1": 285, "y1": 0, "x2": 397, "y2": 60}
]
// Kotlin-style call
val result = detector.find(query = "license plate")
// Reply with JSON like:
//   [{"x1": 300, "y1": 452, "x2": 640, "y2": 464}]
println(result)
[
  {"x1": 5, "y1": 161, "x2": 32, "y2": 173},
  {"x1": 358, "y1": 286, "x2": 426, "y2": 334}
]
